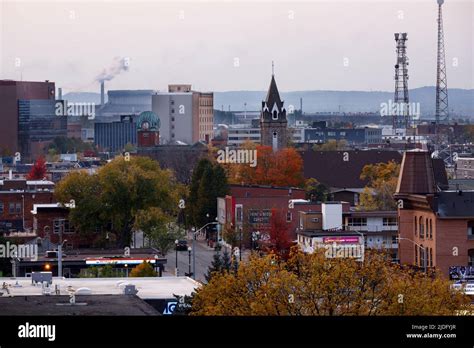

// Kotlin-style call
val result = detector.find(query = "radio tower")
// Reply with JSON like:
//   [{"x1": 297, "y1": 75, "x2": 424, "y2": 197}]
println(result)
[
  {"x1": 435, "y1": 0, "x2": 449, "y2": 125},
  {"x1": 393, "y1": 33, "x2": 410, "y2": 131}
]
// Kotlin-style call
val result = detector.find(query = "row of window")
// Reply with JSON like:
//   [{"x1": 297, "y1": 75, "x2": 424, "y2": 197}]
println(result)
[
  {"x1": 414, "y1": 245, "x2": 434, "y2": 268},
  {"x1": 414, "y1": 216, "x2": 433, "y2": 239},
  {"x1": 0, "y1": 202, "x2": 22, "y2": 215},
  {"x1": 345, "y1": 217, "x2": 398, "y2": 227}
]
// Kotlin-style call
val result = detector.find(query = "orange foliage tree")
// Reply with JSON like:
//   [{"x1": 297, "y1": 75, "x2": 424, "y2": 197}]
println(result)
[{"x1": 228, "y1": 145, "x2": 304, "y2": 187}]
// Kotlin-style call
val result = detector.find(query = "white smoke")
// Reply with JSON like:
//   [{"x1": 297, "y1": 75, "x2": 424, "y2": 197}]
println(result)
[{"x1": 95, "y1": 57, "x2": 129, "y2": 82}]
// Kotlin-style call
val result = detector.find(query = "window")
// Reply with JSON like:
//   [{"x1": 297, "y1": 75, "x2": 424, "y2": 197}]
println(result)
[
  {"x1": 426, "y1": 218, "x2": 429, "y2": 238},
  {"x1": 414, "y1": 245, "x2": 418, "y2": 265},
  {"x1": 429, "y1": 219, "x2": 433, "y2": 239},
  {"x1": 354, "y1": 194, "x2": 359, "y2": 206},
  {"x1": 419, "y1": 245, "x2": 425, "y2": 268},
  {"x1": 9, "y1": 203, "x2": 15, "y2": 214},
  {"x1": 392, "y1": 235, "x2": 398, "y2": 244},
  {"x1": 468, "y1": 222, "x2": 474, "y2": 238},
  {"x1": 0, "y1": 202, "x2": 3, "y2": 214},
  {"x1": 299, "y1": 216, "x2": 303, "y2": 230},
  {"x1": 383, "y1": 217, "x2": 397, "y2": 226},
  {"x1": 171, "y1": 109, "x2": 175, "y2": 113},
  {"x1": 53, "y1": 219, "x2": 74, "y2": 234},
  {"x1": 348, "y1": 218, "x2": 367, "y2": 227},
  {"x1": 286, "y1": 211, "x2": 292, "y2": 222},
  {"x1": 419, "y1": 216, "x2": 424, "y2": 239},
  {"x1": 272, "y1": 111, "x2": 278, "y2": 120},
  {"x1": 414, "y1": 216, "x2": 417, "y2": 237},
  {"x1": 15, "y1": 203, "x2": 21, "y2": 214},
  {"x1": 429, "y1": 248, "x2": 433, "y2": 267}
]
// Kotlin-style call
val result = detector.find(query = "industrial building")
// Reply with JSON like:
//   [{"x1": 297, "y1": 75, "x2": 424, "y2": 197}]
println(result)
[{"x1": 152, "y1": 85, "x2": 213, "y2": 144}]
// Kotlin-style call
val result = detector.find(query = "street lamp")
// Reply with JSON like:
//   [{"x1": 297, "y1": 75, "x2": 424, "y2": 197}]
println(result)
[
  {"x1": 58, "y1": 239, "x2": 67, "y2": 278},
  {"x1": 397, "y1": 237, "x2": 427, "y2": 273},
  {"x1": 175, "y1": 239, "x2": 179, "y2": 276},
  {"x1": 186, "y1": 246, "x2": 192, "y2": 277}
]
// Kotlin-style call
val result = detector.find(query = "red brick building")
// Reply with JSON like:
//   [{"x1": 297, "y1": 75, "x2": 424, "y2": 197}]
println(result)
[
  {"x1": 217, "y1": 184, "x2": 351, "y2": 247},
  {"x1": 0, "y1": 179, "x2": 54, "y2": 234},
  {"x1": 395, "y1": 150, "x2": 474, "y2": 280}
]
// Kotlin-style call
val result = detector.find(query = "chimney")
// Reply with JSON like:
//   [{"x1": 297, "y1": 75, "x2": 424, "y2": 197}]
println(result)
[
  {"x1": 58, "y1": 88, "x2": 62, "y2": 100},
  {"x1": 100, "y1": 81, "x2": 105, "y2": 106}
]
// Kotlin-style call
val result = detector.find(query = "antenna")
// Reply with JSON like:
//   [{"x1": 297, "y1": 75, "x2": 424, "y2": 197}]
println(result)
[
  {"x1": 393, "y1": 32, "x2": 410, "y2": 132},
  {"x1": 435, "y1": 0, "x2": 449, "y2": 126},
  {"x1": 272, "y1": 61, "x2": 275, "y2": 76}
]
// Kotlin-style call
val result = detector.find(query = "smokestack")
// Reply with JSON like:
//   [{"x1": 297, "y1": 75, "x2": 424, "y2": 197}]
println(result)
[
  {"x1": 58, "y1": 88, "x2": 62, "y2": 100},
  {"x1": 100, "y1": 81, "x2": 105, "y2": 106},
  {"x1": 300, "y1": 97, "x2": 303, "y2": 113}
]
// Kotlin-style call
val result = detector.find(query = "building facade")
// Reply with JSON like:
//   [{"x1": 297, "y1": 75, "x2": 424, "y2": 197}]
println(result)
[
  {"x1": 395, "y1": 150, "x2": 474, "y2": 279},
  {"x1": 18, "y1": 99, "x2": 67, "y2": 160},
  {"x1": 152, "y1": 85, "x2": 213, "y2": 144},
  {"x1": 0, "y1": 80, "x2": 56, "y2": 156},
  {"x1": 94, "y1": 115, "x2": 137, "y2": 153}
]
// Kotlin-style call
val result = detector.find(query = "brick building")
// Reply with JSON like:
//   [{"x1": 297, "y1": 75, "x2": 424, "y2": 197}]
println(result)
[
  {"x1": 395, "y1": 150, "x2": 474, "y2": 279},
  {"x1": 0, "y1": 178, "x2": 54, "y2": 235},
  {"x1": 217, "y1": 185, "x2": 352, "y2": 248}
]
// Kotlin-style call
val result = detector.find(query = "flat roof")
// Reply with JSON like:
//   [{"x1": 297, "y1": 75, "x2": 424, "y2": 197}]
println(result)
[
  {"x1": 0, "y1": 294, "x2": 159, "y2": 316},
  {"x1": 0, "y1": 277, "x2": 200, "y2": 300}
]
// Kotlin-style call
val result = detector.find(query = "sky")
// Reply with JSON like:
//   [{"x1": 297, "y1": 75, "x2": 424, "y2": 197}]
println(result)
[{"x1": 0, "y1": 0, "x2": 472, "y2": 93}]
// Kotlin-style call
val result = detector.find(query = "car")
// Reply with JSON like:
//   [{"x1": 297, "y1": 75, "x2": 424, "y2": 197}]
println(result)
[{"x1": 175, "y1": 240, "x2": 188, "y2": 251}]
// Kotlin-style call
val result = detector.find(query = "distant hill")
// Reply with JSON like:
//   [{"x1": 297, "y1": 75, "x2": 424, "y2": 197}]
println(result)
[{"x1": 64, "y1": 86, "x2": 474, "y2": 117}]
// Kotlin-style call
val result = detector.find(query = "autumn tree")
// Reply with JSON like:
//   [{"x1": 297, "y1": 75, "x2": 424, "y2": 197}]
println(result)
[
  {"x1": 359, "y1": 160, "x2": 400, "y2": 211},
  {"x1": 228, "y1": 145, "x2": 304, "y2": 187},
  {"x1": 190, "y1": 249, "x2": 470, "y2": 316},
  {"x1": 130, "y1": 261, "x2": 157, "y2": 277},
  {"x1": 27, "y1": 157, "x2": 47, "y2": 180},
  {"x1": 55, "y1": 156, "x2": 180, "y2": 248},
  {"x1": 262, "y1": 209, "x2": 293, "y2": 260}
]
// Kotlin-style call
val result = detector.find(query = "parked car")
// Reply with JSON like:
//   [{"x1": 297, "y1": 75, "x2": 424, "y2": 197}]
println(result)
[{"x1": 175, "y1": 240, "x2": 188, "y2": 251}]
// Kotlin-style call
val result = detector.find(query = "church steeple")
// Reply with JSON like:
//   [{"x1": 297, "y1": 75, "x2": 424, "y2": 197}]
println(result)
[
  {"x1": 262, "y1": 74, "x2": 286, "y2": 120},
  {"x1": 260, "y1": 67, "x2": 288, "y2": 151}
]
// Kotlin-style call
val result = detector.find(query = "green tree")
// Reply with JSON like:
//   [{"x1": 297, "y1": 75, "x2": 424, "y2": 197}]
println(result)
[
  {"x1": 305, "y1": 178, "x2": 329, "y2": 202},
  {"x1": 55, "y1": 156, "x2": 180, "y2": 247},
  {"x1": 134, "y1": 207, "x2": 185, "y2": 256},
  {"x1": 204, "y1": 250, "x2": 233, "y2": 283},
  {"x1": 187, "y1": 159, "x2": 229, "y2": 229}
]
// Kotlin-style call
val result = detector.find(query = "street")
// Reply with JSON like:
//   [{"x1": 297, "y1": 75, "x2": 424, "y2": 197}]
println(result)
[{"x1": 163, "y1": 236, "x2": 217, "y2": 282}]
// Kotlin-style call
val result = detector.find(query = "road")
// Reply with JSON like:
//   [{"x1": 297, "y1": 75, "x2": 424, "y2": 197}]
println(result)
[{"x1": 163, "y1": 237, "x2": 216, "y2": 282}]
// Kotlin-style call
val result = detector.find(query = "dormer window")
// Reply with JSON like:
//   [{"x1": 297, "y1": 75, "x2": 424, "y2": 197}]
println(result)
[{"x1": 272, "y1": 111, "x2": 278, "y2": 120}]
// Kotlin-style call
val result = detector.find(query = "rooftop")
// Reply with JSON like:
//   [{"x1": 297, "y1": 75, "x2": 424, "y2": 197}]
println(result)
[
  {"x1": 0, "y1": 276, "x2": 200, "y2": 300},
  {"x1": 0, "y1": 294, "x2": 159, "y2": 316}
]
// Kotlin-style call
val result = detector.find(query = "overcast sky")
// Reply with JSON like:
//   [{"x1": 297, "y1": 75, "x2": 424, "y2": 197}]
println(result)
[{"x1": 0, "y1": 0, "x2": 472, "y2": 93}]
